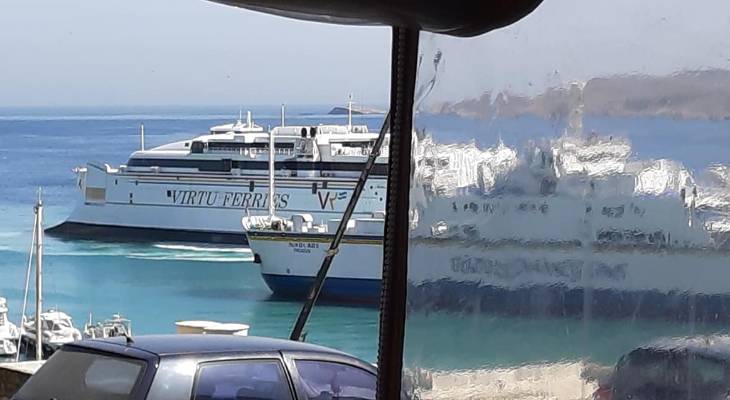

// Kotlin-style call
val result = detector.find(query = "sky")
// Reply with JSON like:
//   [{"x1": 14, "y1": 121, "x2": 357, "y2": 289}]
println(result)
[
  {"x1": 2, "y1": 0, "x2": 730, "y2": 107},
  {"x1": 0, "y1": 0, "x2": 391, "y2": 107}
]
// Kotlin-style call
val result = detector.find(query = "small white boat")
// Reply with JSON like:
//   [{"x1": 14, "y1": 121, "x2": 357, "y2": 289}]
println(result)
[
  {"x1": 175, "y1": 320, "x2": 250, "y2": 336},
  {"x1": 202, "y1": 323, "x2": 250, "y2": 336},
  {"x1": 23, "y1": 309, "x2": 82, "y2": 347},
  {"x1": 83, "y1": 313, "x2": 132, "y2": 339},
  {"x1": 0, "y1": 297, "x2": 20, "y2": 357},
  {"x1": 175, "y1": 320, "x2": 217, "y2": 334}
]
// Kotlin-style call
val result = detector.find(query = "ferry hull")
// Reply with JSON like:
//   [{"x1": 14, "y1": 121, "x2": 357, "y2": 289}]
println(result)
[
  {"x1": 46, "y1": 221, "x2": 248, "y2": 245},
  {"x1": 247, "y1": 231, "x2": 383, "y2": 303},
  {"x1": 261, "y1": 274, "x2": 381, "y2": 303},
  {"x1": 248, "y1": 231, "x2": 730, "y2": 321},
  {"x1": 50, "y1": 163, "x2": 386, "y2": 244},
  {"x1": 408, "y1": 280, "x2": 730, "y2": 321},
  {"x1": 409, "y1": 240, "x2": 730, "y2": 322}
]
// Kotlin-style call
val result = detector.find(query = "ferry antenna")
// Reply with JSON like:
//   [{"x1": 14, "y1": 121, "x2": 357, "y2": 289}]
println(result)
[
  {"x1": 140, "y1": 123, "x2": 145, "y2": 151},
  {"x1": 268, "y1": 127, "x2": 275, "y2": 218},
  {"x1": 347, "y1": 93, "x2": 354, "y2": 131}
]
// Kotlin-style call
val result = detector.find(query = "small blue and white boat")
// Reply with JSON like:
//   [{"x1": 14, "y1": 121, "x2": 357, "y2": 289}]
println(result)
[{"x1": 244, "y1": 213, "x2": 383, "y2": 303}]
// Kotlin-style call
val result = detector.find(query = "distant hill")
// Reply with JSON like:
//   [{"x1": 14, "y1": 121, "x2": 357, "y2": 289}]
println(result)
[
  {"x1": 433, "y1": 70, "x2": 730, "y2": 120},
  {"x1": 328, "y1": 105, "x2": 385, "y2": 115}
]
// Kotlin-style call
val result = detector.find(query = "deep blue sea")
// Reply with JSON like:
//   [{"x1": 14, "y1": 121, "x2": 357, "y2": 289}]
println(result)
[{"x1": 2, "y1": 106, "x2": 730, "y2": 369}]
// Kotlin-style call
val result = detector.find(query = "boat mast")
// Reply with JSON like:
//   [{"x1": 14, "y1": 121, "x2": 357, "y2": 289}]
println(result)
[
  {"x1": 268, "y1": 128, "x2": 276, "y2": 218},
  {"x1": 281, "y1": 104, "x2": 286, "y2": 127},
  {"x1": 34, "y1": 189, "x2": 43, "y2": 361},
  {"x1": 15, "y1": 202, "x2": 38, "y2": 362}
]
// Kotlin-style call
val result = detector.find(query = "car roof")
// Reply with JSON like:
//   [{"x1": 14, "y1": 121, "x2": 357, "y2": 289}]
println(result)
[
  {"x1": 632, "y1": 335, "x2": 730, "y2": 360},
  {"x1": 68, "y1": 334, "x2": 351, "y2": 358}
]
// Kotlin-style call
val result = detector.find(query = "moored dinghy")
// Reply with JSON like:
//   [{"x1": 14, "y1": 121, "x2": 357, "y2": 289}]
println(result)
[{"x1": 175, "y1": 320, "x2": 250, "y2": 336}]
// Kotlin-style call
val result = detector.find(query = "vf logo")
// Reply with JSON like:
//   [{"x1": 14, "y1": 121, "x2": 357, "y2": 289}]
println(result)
[{"x1": 317, "y1": 191, "x2": 348, "y2": 210}]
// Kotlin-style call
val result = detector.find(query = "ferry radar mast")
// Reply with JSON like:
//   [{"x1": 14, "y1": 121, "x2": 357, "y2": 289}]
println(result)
[{"x1": 268, "y1": 127, "x2": 275, "y2": 219}]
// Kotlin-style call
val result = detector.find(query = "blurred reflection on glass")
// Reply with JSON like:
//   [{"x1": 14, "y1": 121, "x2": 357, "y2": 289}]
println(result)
[{"x1": 402, "y1": 1, "x2": 730, "y2": 398}]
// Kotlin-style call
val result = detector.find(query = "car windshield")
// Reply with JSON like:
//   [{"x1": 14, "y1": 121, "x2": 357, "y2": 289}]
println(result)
[{"x1": 14, "y1": 348, "x2": 147, "y2": 400}]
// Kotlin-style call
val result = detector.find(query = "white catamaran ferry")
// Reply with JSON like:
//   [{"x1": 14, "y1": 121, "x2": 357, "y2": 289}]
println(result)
[{"x1": 47, "y1": 112, "x2": 389, "y2": 243}]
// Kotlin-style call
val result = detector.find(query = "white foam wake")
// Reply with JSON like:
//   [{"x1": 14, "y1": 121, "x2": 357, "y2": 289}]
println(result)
[
  {"x1": 126, "y1": 254, "x2": 253, "y2": 262},
  {"x1": 153, "y1": 244, "x2": 252, "y2": 254}
]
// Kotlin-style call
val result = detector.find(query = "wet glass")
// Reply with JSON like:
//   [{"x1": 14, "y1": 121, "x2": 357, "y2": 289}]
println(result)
[{"x1": 403, "y1": 2, "x2": 730, "y2": 399}]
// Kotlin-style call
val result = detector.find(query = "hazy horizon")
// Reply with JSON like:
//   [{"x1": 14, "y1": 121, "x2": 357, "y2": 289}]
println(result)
[{"x1": 0, "y1": 103, "x2": 389, "y2": 111}]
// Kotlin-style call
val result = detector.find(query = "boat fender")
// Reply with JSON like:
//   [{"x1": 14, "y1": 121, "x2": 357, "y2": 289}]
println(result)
[{"x1": 300, "y1": 127, "x2": 308, "y2": 138}]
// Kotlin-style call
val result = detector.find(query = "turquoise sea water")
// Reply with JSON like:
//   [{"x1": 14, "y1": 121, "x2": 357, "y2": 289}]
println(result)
[{"x1": 2, "y1": 107, "x2": 730, "y2": 369}]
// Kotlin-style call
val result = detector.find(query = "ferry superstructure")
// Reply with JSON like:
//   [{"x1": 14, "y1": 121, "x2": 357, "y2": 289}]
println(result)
[{"x1": 47, "y1": 113, "x2": 389, "y2": 243}]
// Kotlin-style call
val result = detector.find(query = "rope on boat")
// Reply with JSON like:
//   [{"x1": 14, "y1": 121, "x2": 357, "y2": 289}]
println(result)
[{"x1": 290, "y1": 112, "x2": 391, "y2": 341}]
